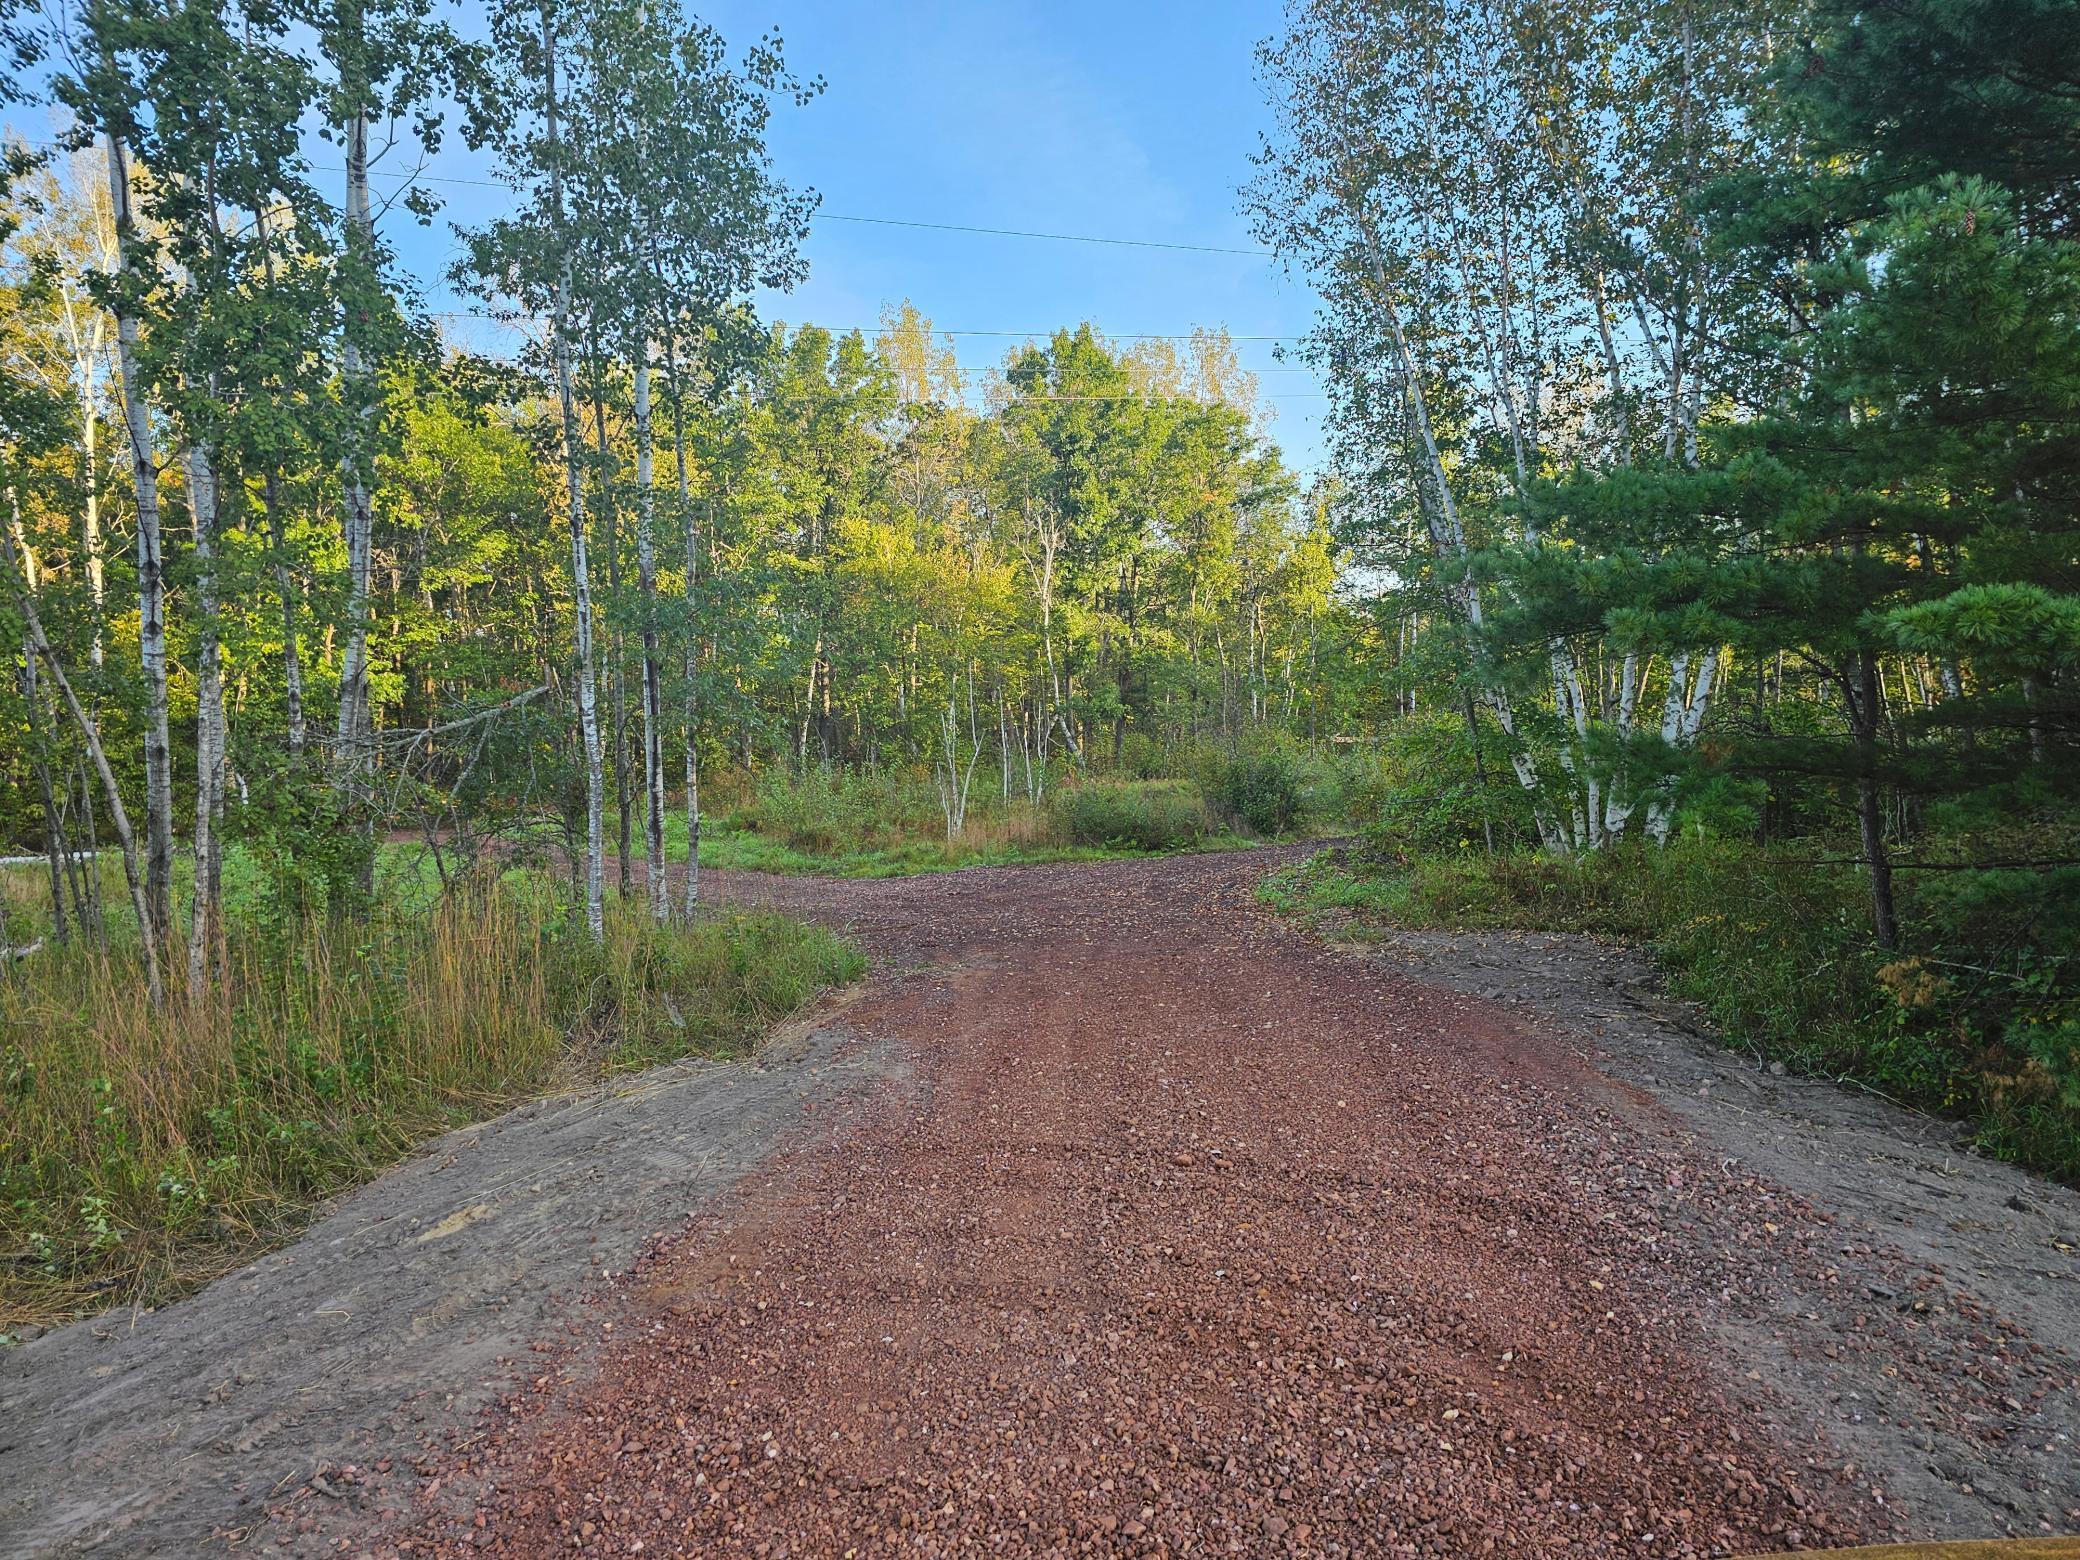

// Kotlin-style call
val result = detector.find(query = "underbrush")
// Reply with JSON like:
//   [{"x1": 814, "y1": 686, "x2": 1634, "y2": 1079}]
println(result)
[
  {"x1": 722, "y1": 767, "x2": 954, "y2": 854},
  {"x1": 703, "y1": 766, "x2": 1251, "y2": 873},
  {"x1": 1261, "y1": 841, "x2": 2079, "y2": 1184},
  {"x1": 0, "y1": 884, "x2": 860, "y2": 1325},
  {"x1": 1197, "y1": 742, "x2": 1369, "y2": 837},
  {"x1": 1052, "y1": 780, "x2": 1212, "y2": 851}
]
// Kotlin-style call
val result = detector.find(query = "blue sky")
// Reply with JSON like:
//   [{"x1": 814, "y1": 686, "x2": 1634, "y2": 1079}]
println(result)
[
  {"x1": 15, "y1": 1, "x2": 1330, "y2": 469},
  {"x1": 403, "y1": 0, "x2": 1328, "y2": 471}
]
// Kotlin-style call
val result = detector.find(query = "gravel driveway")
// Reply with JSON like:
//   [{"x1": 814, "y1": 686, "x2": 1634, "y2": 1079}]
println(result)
[{"x1": 8, "y1": 848, "x2": 2075, "y2": 1557}]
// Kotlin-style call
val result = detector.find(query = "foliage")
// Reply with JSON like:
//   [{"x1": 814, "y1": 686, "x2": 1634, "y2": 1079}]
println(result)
[
  {"x1": 729, "y1": 767, "x2": 948, "y2": 855},
  {"x1": 1202, "y1": 747, "x2": 1301, "y2": 836},
  {"x1": 1050, "y1": 781, "x2": 1212, "y2": 852},
  {"x1": 1355, "y1": 713, "x2": 1537, "y2": 859}
]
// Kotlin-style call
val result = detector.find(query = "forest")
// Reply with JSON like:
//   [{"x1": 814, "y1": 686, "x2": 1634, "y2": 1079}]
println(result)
[{"x1": 1, "y1": 0, "x2": 2076, "y2": 1324}]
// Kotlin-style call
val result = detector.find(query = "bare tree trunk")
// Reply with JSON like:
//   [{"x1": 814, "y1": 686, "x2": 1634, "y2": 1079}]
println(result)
[
  {"x1": 23, "y1": 645, "x2": 70, "y2": 944},
  {"x1": 1335, "y1": 141, "x2": 1560, "y2": 846},
  {"x1": 58, "y1": 283, "x2": 109, "y2": 668},
  {"x1": 1850, "y1": 650, "x2": 1899, "y2": 950},
  {"x1": 795, "y1": 639, "x2": 821, "y2": 772},
  {"x1": 67, "y1": 758, "x2": 105, "y2": 944},
  {"x1": 186, "y1": 446, "x2": 227, "y2": 996},
  {"x1": 632, "y1": 353, "x2": 667, "y2": 922},
  {"x1": 1, "y1": 501, "x2": 162, "y2": 1003},
  {"x1": 664, "y1": 339, "x2": 701, "y2": 917},
  {"x1": 6, "y1": 501, "x2": 71, "y2": 940},
  {"x1": 104, "y1": 129, "x2": 175, "y2": 943},
  {"x1": 335, "y1": 101, "x2": 377, "y2": 820},
  {"x1": 584, "y1": 342, "x2": 633, "y2": 895},
  {"x1": 542, "y1": 1, "x2": 605, "y2": 938}
]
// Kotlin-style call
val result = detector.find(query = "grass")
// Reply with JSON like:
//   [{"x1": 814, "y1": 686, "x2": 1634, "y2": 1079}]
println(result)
[
  {"x1": 691, "y1": 825, "x2": 1174, "y2": 878},
  {"x1": 1261, "y1": 840, "x2": 2080, "y2": 1185},
  {"x1": 681, "y1": 768, "x2": 1256, "y2": 878},
  {"x1": 0, "y1": 879, "x2": 860, "y2": 1329}
]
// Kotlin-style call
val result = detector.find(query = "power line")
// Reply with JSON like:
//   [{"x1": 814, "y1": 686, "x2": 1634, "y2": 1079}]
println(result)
[
  {"x1": 430, "y1": 310, "x2": 1306, "y2": 344},
  {"x1": 815, "y1": 212, "x2": 1271, "y2": 259},
  {"x1": 347, "y1": 164, "x2": 1275, "y2": 258},
  {"x1": 16, "y1": 138, "x2": 1277, "y2": 262}
]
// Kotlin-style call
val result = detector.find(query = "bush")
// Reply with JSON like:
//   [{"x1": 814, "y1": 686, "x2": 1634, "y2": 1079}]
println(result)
[
  {"x1": 1052, "y1": 781, "x2": 1211, "y2": 851},
  {"x1": 1210, "y1": 749, "x2": 1307, "y2": 835},
  {"x1": 1115, "y1": 731, "x2": 1171, "y2": 780},
  {"x1": 1357, "y1": 712, "x2": 1537, "y2": 857},
  {"x1": 734, "y1": 767, "x2": 944, "y2": 853}
]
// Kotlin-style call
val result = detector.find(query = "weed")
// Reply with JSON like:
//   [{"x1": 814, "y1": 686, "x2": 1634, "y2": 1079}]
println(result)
[
  {"x1": 1051, "y1": 780, "x2": 1213, "y2": 851},
  {"x1": 0, "y1": 882, "x2": 858, "y2": 1325}
]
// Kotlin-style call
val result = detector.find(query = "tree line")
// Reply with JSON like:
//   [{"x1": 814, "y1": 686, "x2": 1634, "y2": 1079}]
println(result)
[{"x1": 0, "y1": 0, "x2": 1353, "y2": 999}]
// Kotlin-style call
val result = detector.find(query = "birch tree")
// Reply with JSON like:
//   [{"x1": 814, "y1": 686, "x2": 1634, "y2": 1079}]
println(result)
[
  {"x1": 62, "y1": 25, "x2": 175, "y2": 934},
  {"x1": 1250, "y1": 0, "x2": 1781, "y2": 852},
  {"x1": 316, "y1": 0, "x2": 469, "y2": 821}
]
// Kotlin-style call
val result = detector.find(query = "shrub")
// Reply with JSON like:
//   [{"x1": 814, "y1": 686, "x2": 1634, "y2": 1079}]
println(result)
[
  {"x1": 1261, "y1": 838, "x2": 2080, "y2": 1184},
  {"x1": 1210, "y1": 749, "x2": 1307, "y2": 836},
  {"x1": 735, "y1": 767, "x2": 944, "y2": 853},
  {"x1": 1052, "y1": 781, "x2": 1211, "y2": 851},
  {"x1": 1115, "y1": 731, "x2": 1171, "y2": 780},
  {"x1": 1360, "y1": 711, "x2": 1538, "y2": 858}
]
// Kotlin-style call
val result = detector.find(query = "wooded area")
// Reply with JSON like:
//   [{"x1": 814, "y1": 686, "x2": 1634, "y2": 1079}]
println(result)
[
  {"x1": 0, "y1": 0, "x2": 1357, "y2": 947},
  {"x1": 1251, "y1": 0, "x2": 2080, "y2": 1176},
  {"x1": 0, "y1": 0, "x2": 2077, "y2": 1313},
  {"x1": 0, "y1": 0, "x2": 1362, "y2": 1306}
]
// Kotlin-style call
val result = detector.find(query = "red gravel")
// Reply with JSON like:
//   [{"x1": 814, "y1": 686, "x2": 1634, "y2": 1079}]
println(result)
[{"x1": 396, "y1": 851, "x2": 1875, "y2": 1557}]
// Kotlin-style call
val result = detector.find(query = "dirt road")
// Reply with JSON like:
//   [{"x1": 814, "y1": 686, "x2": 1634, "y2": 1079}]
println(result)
[{"x1": 8, "y1": 849, "x2": 2077, "y2": 1556}]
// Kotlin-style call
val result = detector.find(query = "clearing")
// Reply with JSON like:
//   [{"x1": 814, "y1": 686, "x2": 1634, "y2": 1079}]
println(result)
[{"x1": 4, "y1": 848, "x2": 2076, "y2": 1556}]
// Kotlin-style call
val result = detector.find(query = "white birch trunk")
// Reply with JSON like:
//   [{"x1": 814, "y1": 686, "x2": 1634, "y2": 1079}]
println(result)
[
  {"x1": 103, "y1": 129, "x2": 175, "y2": 941},
  {"x1": 681, "y1": 441, "x2": 703, "y2": 917},
  {"x1": 334, "y1": 98, "x2": 378, "y2": 797},
  {"x1": 185, "y1": 446, "x2": 227, "y2": 996},
  {"x1": 1645, "y1": 649, "x2": 1723, "y2": 842},
  {"x1": 0, "y1": 508, "x2": 162, "y2": 1004},
  {"x1": 542, "y1": 2, "x2": 605, "y2": 938},
  {"x1": 1602, "y1": 651, "x2": 1642, "y2": 840},
  {"x1": 632, "y1": 353, "x2": 668, "y2": 923},
  {"x1": 1340, "y1": 165, "x2": 1567, "y2": 850},
  {"x1": 58, "y1": 286, "x2": 108, "y2": 667}
]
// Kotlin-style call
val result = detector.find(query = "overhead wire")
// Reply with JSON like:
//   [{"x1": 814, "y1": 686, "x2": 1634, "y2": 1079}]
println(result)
[
  {"x1": 20, "y1": 134, "x2": 1320, "y2": 390},
  {"x1": 16, "y1": 137, "x2": 1278, "y2": 262}
]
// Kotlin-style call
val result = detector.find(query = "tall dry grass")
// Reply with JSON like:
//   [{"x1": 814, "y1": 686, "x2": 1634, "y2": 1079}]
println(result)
[{"x1": 0, "y1": 882, "x2": 860, "y2": 1325}]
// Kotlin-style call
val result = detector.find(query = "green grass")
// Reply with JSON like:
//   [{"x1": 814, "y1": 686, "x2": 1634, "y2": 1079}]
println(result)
[
  {"x1": 1, "y1": 880, "x2": 860, "y2": 1329},
  {"x1": 690, "y1": 823, "x2": 1209, "y2": 878},
  {"x1": 1261, "y1": 842, "x2": 2080, "y2": 1185},
  {"x1": 672, "y1": 771, "x2": 1257, "y2": 878}
]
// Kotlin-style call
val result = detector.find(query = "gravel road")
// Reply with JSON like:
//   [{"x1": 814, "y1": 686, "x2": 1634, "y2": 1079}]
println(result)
[
  {"x1": 390, "y1": 850, "x2": 2074, "y2": 1557},
  {"x1": 8, "y1": 847, "x2": 2075, "y2": 1557}
]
